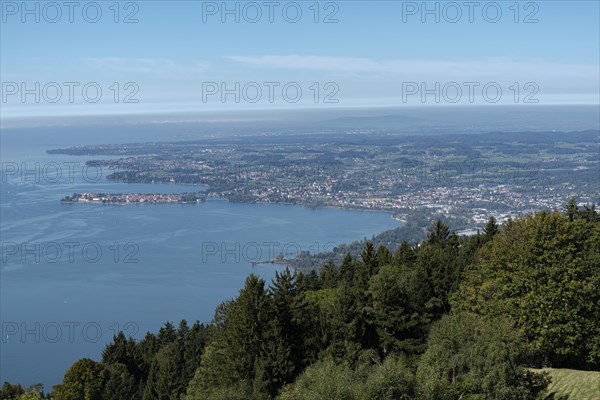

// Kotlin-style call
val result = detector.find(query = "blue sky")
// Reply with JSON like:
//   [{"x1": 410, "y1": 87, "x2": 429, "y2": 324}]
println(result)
[{"x1": 1, "y1": 0, "x2": 599, "y2": 117}]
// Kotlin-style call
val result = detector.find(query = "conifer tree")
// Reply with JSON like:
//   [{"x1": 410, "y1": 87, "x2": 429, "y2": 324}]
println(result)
[
  {"x1": 483, "y1": 216, "x2": 499, "y2": 242},
  {"x1": 319, "y1": 260, "x2": 339, "y2": 288},
  {"x1": 427, "y1": 220, "x2": 450, "y2": 245},
  {"x1": 102, "y1": 363, "x2": 139, "y2": 400},
  {"x1": 142, "y1": 342, "x2": 184, "y2": 400}
]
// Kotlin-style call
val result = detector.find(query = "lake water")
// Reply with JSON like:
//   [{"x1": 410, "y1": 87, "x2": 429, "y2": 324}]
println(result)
[{"x1": 0, "y1": 128, "x2": 400, "y2": 388}]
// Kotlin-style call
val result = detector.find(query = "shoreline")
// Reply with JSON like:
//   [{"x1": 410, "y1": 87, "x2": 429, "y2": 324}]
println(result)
[{"x1": 61, "y1": 189, "x2": 407, "y2": 222}]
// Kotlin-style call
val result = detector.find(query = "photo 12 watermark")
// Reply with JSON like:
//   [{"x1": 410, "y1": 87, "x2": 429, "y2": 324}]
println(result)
[
  {"x1": 400, "y1": 1, "x2": 540, "y2": 24},
  {"x1": 2, "y1": 161, "x2": 105, "y2": 184},
  {"x1": 401, "y1": 81, "x2": 540, "y2": 104},
  {"x1": 1, "y1": 1, "x2": 140, "y2": 23},
  {"x1": 1, "y1": 161, "x2": 143, "y2": 184},
  {"x1": 201, "y1": 1, "x2": 339, "y2": 23},
  {"x1": 201, "y1": 81, "x2": 339, "y2": 104},
  {"x1": 1, "y1": 321, "x2": 139, "y2": 344},
  {"x1": 399, "y1": 161, "x2": 541, "y2": 185},
  {"x1": 200, "y1": 241, "x2": 339, "y2": 265},
  {"x1": 1, "y1": 82, "x2": 140, "y2": 104},
  {"x1": 1, "y1": 241, "x2": 140, "y2": 264},
  {"x1": 177, "y1": 161, "x2": 343, "y2": 184}
]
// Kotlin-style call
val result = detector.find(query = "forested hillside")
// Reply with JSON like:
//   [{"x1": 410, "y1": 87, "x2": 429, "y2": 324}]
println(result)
[{"x1": 3, "y1": 200, "x2": 599, "y2": 400}]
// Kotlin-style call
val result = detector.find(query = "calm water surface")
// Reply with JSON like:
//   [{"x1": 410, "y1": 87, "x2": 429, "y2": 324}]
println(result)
[{"x1": 0, "y1": 129, "x2": 400, "y2": 387}]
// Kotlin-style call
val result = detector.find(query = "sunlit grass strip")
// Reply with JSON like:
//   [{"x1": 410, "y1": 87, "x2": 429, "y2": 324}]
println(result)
[{"x1": 531, "y1": 368, "x2": 600, "y2": 400}]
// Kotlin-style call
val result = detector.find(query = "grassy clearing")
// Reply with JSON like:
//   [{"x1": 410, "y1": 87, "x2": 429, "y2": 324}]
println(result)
[{"x1": 531, "y1": 368, "x2": 600, "y2": 400}]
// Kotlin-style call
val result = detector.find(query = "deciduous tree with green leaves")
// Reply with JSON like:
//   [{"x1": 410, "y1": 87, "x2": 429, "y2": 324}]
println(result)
[
  {"x1": 417, "y1": 313, "x2": 549, "y2": 400},
  {"x1": 453, "y1": 207, "x2": 600, "y2": 368}
]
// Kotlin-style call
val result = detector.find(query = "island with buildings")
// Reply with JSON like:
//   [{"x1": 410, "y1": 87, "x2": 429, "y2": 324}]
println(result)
[{"x1": 61, "y1": 192, "x2": 206, "y2": 204}]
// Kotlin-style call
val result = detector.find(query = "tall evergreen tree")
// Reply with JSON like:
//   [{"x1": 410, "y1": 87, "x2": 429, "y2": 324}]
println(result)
[
  {"x1": 319, "y1": 260, "x2": 339, "y2": 289},
  {"x1": 375, "y1": 245, "x2": 391, "y2": 267},
  {"x1": 368, "y1": 264, "x2": 423, "y2": 355},
  {"x1": 427, "y1": 220, "x2": 450, "y2": 245},
  {"x1": 102, "y1": 332, "x2": 144, "y2": 386},
  {"x1": 182, "y1": 322, "x2": 209, "y2": 385},
  {"x1": 338, "y1": 253, "x2": 355, "y2": 284},
  {"x1": 393, "y1": 241, "x2": 416, "y2": 266},
  {"x1": 185, "y1": 275, "x2": 270, "y2": 398},
  {"x1": 483, "y1": 216, "x2": 499, "y2": 242},
  {"x1": 102, "y1": 363, "x2": 139, "y2": 400},
  {"x1": 258, "y1": 269, "x2": 304, "y2": 396},
  {"x1": 361, "y1": 241, "x2": 378, "y2": 276},
  {"x1": 142, "y1": 342, "x2": 184, "y2": 400},
  {"x1": 564, "y1": 197, "x2": 579, "y2": 221},
  {"x1": 157, "y1": 323, "x2": 177, "y2": 347}
]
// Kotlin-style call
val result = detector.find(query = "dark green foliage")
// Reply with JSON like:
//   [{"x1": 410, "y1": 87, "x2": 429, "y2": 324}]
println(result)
[
  {"x1": 256, "y1": 270, "x2": 305, "y2": 397},
  {"x1": 143, "y1": 342, "x2": 185, "y2": 400},
  {"x1": 1, "y1": 382, "x2": 26, "y2": 400},
  {"x1": 453, "y1": 206, "x2": 600, "y2": 369},
  {"x1": 483, "y1": 216, "x2": 499, "y2": 242},
  {"x1": 367, "y1": 263, "x2": 425, "y2": 355},
  {"x1": 319, "y1": 259, "x2": 339, "y2": 288},
  {"x1": 375, "y1": 245, "x2": 392, "y2": 266},
  {"x1": 417, "y1": 313, "x2": 549, "y2": 400},
  {"x1": 47, "y1": 201, "x2": 598, "y2": 400},
  {"x1": 185, "y1": 275, "x2": 271, "y2": 399},
  {"x1": 338, "y1": 253, "x2": 355, "y2": 284},
  {"x1": 360, "y1": 240, "x2": 378, "y2": 276},
  {"x1": 145, "y1": 319, "x2": 211, "y2": 398},
  {"x1": 182, "y1": 322, "x2": 210, "y2": 384},
  {"x1": 52, "y1": 359, "x2": 107, "y2": 400},
  {"x1": 393, "y1": 241, "x2": 417, "y2": 267},
  {"x1": 565, "y1": 197, "x2": 579, "y2": 222},
  {"x1": 278, "y1": 354, "x2": 416, "y2": 400},
  {"x1": 0, "y1": 384, "x2": 46, "y2": 400},
  {"x1": 83, "y1": 320, "x2": 209, "y2": 400},
  {"x1": 157, "y1": 322, "x2": 177, "y2": 347},
  {"x1": 427, "y1": 219, "x2": 450, "y2": 245},
  {"x1": 102, "y1": 364, "x2": 139, "y2": 400},
  {"x1": 186, "y1": 270, "x2": 317, "y2": 399},
  {"x1": 296, "y1": 269, "x2": 320, "y2": 292},
  {"x1": 101, "y1": 332, "x2": 145, "y2": 389}
]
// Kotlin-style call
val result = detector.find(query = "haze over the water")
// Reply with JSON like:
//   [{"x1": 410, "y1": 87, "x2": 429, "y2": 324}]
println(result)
[{"x1": 3, "y1": 105, "x2": 599, "y2": 134}]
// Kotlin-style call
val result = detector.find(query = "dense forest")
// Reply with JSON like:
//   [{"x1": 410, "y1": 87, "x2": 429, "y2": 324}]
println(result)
[{"x1": 3, "y1": 199, "x2": 599, "y2": 400}]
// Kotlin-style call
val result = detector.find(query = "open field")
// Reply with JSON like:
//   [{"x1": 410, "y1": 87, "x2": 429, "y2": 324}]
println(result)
[{"x1": 533, "y1": 368, "x2": 600, "y2": 400}]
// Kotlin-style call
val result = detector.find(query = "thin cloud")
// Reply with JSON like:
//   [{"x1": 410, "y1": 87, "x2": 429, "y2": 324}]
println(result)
[
  {"x1": 225, "y1": 55, "x2": 598, "y2": 81},
  {"x1": 84, "y1": 57, "x2": 209, "y2": 75}
]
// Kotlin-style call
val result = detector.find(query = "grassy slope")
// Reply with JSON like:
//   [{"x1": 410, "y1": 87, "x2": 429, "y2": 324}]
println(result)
[{"x1": 532, "y1": 368, "x2": 600, "y2": 400}]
